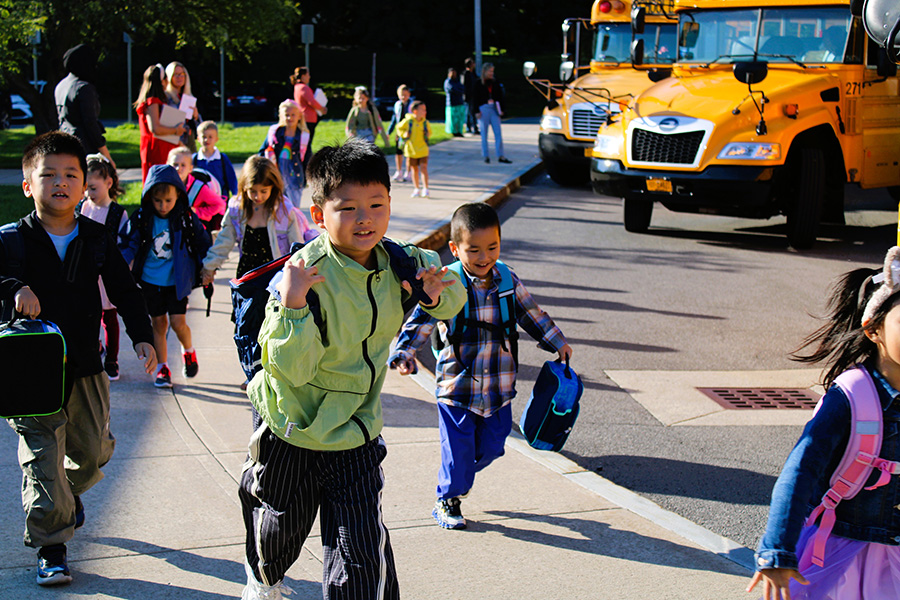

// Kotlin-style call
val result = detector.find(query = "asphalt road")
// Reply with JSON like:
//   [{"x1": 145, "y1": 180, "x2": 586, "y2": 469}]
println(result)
[{"x1": 472, "y1": 173, "x2": 898, "y2": 549}]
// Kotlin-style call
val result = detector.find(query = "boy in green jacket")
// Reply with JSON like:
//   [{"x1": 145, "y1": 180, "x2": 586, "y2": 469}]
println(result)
[{"x1": 239, "y1": 138, "x2": 466, "y2": 600}]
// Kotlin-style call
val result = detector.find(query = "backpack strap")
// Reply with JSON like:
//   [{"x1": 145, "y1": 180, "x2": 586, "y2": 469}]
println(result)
[
  {"x1": 381, "y1": 238, "x2": 433, "y2": 309},
  {"x1": 0, "y1": 223, "x2": 25, "y2": 322},
  {"x1": 105, "y1": 202, "x2": 125, "y2": 239},
  {"x1": 437, "y1": 260, "x2": 520, "y2": 371},
  {"x1": 804, "y1": 365, "x2": 900, "y2": 567},
  {"x1": 187, "y1": 178, "x2": 205, "y2": 207}
]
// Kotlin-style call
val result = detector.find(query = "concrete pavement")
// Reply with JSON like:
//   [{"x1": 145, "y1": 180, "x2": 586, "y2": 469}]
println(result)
[{"x1": 0, "y1": 123, "x2": 753, "y2": 599}]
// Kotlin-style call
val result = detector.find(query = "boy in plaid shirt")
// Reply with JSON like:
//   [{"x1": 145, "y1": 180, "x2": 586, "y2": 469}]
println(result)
[{"x1": 389, "y1": 202, "x2": 572, "y2": 529}]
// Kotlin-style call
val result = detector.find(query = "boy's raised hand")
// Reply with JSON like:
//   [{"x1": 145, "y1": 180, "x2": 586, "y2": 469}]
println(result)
[
  {"x1": 135, "y1": 342, "x2": 158, "y2": 374},
  {"x1": 402, "y1": 265, "x2": 455, "y2": 308},
  {"x1": 277, "y1": 259, "x2": 326, "y2": 309},
  {"x1": 14, "y1": 286, "x2": 40, "y2": 318}
]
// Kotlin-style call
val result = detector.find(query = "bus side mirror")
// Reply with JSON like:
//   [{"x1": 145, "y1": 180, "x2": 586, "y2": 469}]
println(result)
[
  {"x1": 680, "y1": 22, "x2": 700, "y2": 49},
  {"x1": 733, "y1": 61, "x2": 769, "y2": 85},
  {"x1": 523, "y1": 61, "x2": 537, "y2": 78},
  {"x1": 631, "y1": 5, "x2": 646, "y2": 35},
  {"x1": 559, "y1": 61, "x2": 575, "y2": 82},
  {"x1": 631, "y1": 39, "x2": 645, "y2": 66}
]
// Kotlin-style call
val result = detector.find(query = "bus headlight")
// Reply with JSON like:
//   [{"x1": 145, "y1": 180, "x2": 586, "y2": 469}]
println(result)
[
  {"x1": 593, "y1": 134, "x2": 622, "y2": 156},
  {"x1": 717, "y1": 142, "x2": 781, "y2": 160},
  {"x1": 540, "y1": 115, "x2": 563, "y2": 131}
]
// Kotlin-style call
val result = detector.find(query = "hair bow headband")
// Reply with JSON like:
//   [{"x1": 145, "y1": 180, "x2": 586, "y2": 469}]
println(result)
[{"x1": 862, "y1": 246, "x2": 900, "y2": 327}]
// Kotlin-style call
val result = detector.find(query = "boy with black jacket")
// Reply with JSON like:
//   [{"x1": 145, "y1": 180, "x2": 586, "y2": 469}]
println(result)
[{"x1": 0, "y1": 132, "x2": 157, "y2": 586}]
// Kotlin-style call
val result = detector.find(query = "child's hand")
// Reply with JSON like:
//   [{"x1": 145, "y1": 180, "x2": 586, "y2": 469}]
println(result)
[
  {"x1": 201, "y1": 268, "x2": 216, "y2": 286},
  {"x1": 389, "y1": 355, "x2": 417, "y2": 376},
  {"x1": 135, "y1": 342, "x2": 158, "y2": 374},
  {"x1": 277, "y1": 259, "x2": 326, "y2": 310},
  {"x1": 557, "y1": 344, "x2": 573, "y2": 363},
  {"x1": 14, "y1": 286, "x2": 40, "y2": 318},
  {"x1": 402, "y1": 265, "x2": 455, "y2": 308},
  {"x1": 746, "y1": 568, "x2": 808, "y2": 599}
]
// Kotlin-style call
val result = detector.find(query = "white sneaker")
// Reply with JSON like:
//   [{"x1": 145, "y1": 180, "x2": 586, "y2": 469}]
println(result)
[
  {"x1": 421, "y1": 187, "x2": 430, "y2": 197},
  {"x1": 391, "y1": 170, "x2": 402, "y2": 181},
  {"x1": 242, "y1": 562, "x2": 294, "y2": 600},
  {"x1": 411, "y1": 189, "x2": 421, "y2": 197}
]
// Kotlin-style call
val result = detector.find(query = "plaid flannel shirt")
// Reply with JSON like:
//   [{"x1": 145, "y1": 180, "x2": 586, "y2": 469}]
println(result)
[{"x1": 391, "y1": 265, "x2": 567, "y2": 417}]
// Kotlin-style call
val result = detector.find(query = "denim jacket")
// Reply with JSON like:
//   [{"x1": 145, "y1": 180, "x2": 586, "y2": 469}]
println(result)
[{"x1": 755, "y1": 364, "x2": 900, "y2": 571}]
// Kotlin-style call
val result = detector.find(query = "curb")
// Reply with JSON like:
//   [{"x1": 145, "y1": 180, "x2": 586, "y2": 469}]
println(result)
[{"x1": 409, "y1": 159, "x2": 545, "y2": 251}]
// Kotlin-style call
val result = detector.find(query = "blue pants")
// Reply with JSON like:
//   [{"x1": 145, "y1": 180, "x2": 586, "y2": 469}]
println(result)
[
  {"x1": 478, "y1": 103, "x2": 504, "y2": 159},
  {"x1": 436, "y1": 402, "x2": 512, "y2": 500}
]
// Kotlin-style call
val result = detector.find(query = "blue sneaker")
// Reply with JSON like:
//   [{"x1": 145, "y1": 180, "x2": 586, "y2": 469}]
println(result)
[
  {"x1": 74, "y1": 495, "x2": 84, "y2": 529},
  {"x1": 37, "y1": 545, "x2": 72, "y2": 586},
  {"x1": 432, "y1": 497, "x2": 466, "y2": 530}
]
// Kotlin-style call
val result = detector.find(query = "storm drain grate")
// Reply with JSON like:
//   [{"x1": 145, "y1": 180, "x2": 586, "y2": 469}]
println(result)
[{"x1": 697, "y1": 388, "x2": 820, "y2": 410}]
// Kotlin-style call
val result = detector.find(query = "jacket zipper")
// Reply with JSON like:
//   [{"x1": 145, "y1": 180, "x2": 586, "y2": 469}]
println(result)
[{"x1": 361, "y1": 270, "x2": 380, "y2": 391}]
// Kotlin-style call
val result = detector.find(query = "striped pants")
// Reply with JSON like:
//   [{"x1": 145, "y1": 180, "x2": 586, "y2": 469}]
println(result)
[{"x1": 239, "y1": 419, "x2": 400, "y2": 600}]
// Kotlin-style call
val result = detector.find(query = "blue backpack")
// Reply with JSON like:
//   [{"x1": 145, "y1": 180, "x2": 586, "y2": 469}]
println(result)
[{"x1": 519, "y1": 358, "x2": 583, "y2": 452}]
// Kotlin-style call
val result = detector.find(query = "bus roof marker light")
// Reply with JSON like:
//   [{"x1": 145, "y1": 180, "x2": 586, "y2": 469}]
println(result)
[{"x1": 599, "y1": 1, "x2": 612, "y2": 13}]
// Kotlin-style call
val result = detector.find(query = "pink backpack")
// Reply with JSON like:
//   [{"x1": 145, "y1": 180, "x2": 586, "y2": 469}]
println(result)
[{"x1": 804, "y1": 365, "x2": 900, "y2": 567}]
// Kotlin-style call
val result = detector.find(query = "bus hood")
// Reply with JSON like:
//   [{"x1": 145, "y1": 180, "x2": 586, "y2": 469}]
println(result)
[
  {"x1": 631, "y1": 67, "x2": 841, "y2": 119},
  {"x1": 566, "y1": 69, "x2": 665, "y2": 106}
]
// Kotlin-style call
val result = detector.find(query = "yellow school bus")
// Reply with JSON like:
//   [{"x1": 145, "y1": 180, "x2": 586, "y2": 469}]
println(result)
[
  {"x1": 590, "y1": 0, "x2": 900, "y2": 248},
  {"x1": 525, "y1": 0, "x2": 678, "y2": 185}
]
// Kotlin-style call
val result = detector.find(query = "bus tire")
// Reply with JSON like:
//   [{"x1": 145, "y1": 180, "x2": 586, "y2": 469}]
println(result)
[
  {"x1": 786, "y1": 147, "x2": 824, "y2": 250},
  {"x1": 623, "y1": 195, "x2": 653, "y2": 233},
  {"x1": 545, "y1": 160, "x2": 589, "y2": 186}
]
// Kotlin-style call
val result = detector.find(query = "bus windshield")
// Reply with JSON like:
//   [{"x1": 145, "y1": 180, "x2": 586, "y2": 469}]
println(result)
[
  {"x1": 677, "y1": 7, "x2": 852, "y2": 64},
  {"x1": 594, "y1": 22, "x2": 677, "y2": 64}
]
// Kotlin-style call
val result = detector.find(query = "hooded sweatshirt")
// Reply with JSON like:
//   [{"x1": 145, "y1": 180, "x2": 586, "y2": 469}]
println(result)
[
  {"x1": 55, "y1": 44, "x2": 106, "y2": 154},
  {"x1": 119, "y1": 164, "x2": 211, "y2": 300}
]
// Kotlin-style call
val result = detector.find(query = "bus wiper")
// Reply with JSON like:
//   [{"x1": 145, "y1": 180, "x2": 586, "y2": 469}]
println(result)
[
  {"x1": 756, "y1": 53, "x2": 808, "y2": 68},
  {"x1": 699, "y1": 54, "x2": 755, "y2": 68}
]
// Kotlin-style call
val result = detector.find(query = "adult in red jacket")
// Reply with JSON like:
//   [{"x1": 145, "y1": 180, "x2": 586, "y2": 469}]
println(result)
[
  {"x1": 134, "y1": 65, "x2": 185, "y2": 182},
  {"x1": 291, "y1": 67, "x2": 326, "y2": 163}
]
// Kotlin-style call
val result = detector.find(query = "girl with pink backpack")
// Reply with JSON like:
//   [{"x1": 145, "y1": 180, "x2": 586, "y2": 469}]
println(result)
[{"x1": 749, "y1": 246, "x2": 900, "y2": 599}]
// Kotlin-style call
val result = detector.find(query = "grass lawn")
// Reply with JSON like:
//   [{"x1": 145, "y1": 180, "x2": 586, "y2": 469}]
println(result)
[
  {"x1": 0, "y1": 120, "x2": 452, "y2": 170},
  {"x1": 0, "y1": 120, "x2": 452, "y2": 223}
]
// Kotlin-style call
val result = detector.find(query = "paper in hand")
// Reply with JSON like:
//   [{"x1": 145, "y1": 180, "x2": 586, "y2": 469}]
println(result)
[
  {"x1": 179, "y1": 93, "x2": 197, "y2": 119},
  {"x1": 158, "y1": 104, "x2": 186, "y2": 145}
]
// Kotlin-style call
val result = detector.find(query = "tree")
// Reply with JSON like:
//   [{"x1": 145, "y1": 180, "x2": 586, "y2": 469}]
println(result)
[{"x1": 1, "y1": 0, "x2": 301, "y2": 133}]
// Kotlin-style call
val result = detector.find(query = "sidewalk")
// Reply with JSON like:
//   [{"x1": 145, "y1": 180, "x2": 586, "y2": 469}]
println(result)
[{"x1": 0, "y1": 123, "x2": 752, "y2": 599}]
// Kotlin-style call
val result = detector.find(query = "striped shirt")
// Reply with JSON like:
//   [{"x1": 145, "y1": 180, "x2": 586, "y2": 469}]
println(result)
[{"x1": 391, "y1": 265, "x2": 567, "y2": 417}]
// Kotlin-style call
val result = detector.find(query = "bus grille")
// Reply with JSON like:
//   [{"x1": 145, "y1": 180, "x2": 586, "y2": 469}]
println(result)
[
  {"x1": 571, "y1": 109, "x2": 607, "y2": 138},
  {"x1": 631, "y1": 129, "x2": 705, "y2": 164}
]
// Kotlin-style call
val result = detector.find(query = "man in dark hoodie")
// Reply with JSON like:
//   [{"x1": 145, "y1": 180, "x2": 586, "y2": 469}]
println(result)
[{"x1": 54, "y1": 44, "x2": 116, "y2": 167}]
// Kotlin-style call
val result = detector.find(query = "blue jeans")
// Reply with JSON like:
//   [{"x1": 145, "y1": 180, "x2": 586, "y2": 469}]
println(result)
[
  {"x1": 478, "y1": 103, "x2": 504, "y2": 159},
  {"x1": 436, "y1": 402, "x2": 512, "y2": 500}
]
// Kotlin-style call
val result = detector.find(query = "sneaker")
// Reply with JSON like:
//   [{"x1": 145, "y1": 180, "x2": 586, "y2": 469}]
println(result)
[
  {"x1": 104, "y1": 362, "x2": 119, "y2": 381},
  {"x1": 154, "y1": 365, "x2": 173, "y2": 388},
  {"x1": 432, "y1": 497, "x2": 466, "y2": 530},
  {"x1": 391, "y1": 170, "x2": 402, "y2": 181},
  {"x1": 241, "y1": 379, "x2": 249, "y2": 391},
  {"x1": 242, "y1": 561, "x2": 294, "y2": 600},
  {"x1": 37, "y1": 545, "x2": 72, "y2": 586},
  {"x1": 411, "y1": 189, "x2": 421, "y2": 198},
  {"x1": 484, "y1": 157, "x2": 490, "y2": 164},
  {"x1": 183, "y1": 350, "x2": 199, "y2": 378},
  {"x1": 74, "y1": 495, "x2": 85, "y2": 529},
  {"x1": 421, "y1": 187, "x2": 430, "y2": 198},
  {"x1": 498, "y1": 156, "x2": 512, "y2": 164}
]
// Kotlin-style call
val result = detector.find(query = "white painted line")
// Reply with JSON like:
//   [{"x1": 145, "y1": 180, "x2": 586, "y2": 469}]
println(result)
[{"x1": 406, "y1": 369, "x2": 754, "y2": 572}]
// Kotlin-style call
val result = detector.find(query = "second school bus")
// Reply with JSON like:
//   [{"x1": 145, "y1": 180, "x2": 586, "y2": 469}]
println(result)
[
  {"x1": 525, "y1": 0, "x2": 677, "y2": 185},
  {"x1": 590, "y1": 0, "x2": 900, "y2": 248}
]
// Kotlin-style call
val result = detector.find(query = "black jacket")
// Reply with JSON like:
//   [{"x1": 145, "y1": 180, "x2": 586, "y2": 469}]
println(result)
[
  {"x1": 473, "y1": 78, "x2": 505, "y2": 109},
  {"x1": 0, "y1": 213, "x2": 153, "y2": 378}
]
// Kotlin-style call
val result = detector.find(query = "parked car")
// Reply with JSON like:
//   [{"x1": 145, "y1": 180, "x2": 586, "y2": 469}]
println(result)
[
  {"x1": 225, "y1": 85, "x2": 274, "y2": 121},
  {"x1": 372, "y1": 77, "x2": 429, "y2": 120},
  {"x1": 9, "y1": 94, "x2": 33, "y2": 123}
]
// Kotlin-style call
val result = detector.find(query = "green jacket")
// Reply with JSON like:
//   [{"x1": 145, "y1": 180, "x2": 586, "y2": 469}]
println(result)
[{"x1": 248, "y1": 234, "x2": 466, "y2": 450}]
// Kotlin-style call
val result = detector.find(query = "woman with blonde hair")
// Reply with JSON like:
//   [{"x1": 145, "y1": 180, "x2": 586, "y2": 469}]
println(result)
[{"x1": 165, "y1": 61, "x2": 200, "y2": 150}]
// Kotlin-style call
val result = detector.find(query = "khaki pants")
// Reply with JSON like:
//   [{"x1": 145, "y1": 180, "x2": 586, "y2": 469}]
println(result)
[{"x1": 6, "y1": 373, "x2": 114, "y2": 548}]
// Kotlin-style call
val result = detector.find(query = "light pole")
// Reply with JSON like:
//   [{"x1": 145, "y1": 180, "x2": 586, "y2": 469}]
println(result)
[
  {"x1": 124, "y1": 32, "x2": 133, "y2": 123},
  {"x1": 474, "y1": 0, "x2": 483, "y2": 73}
]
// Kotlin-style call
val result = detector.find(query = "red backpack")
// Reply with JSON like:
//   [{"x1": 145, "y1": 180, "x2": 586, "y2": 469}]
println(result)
[{"x1": 804, "y1": 365, "x2": 900, "y2": 567}]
